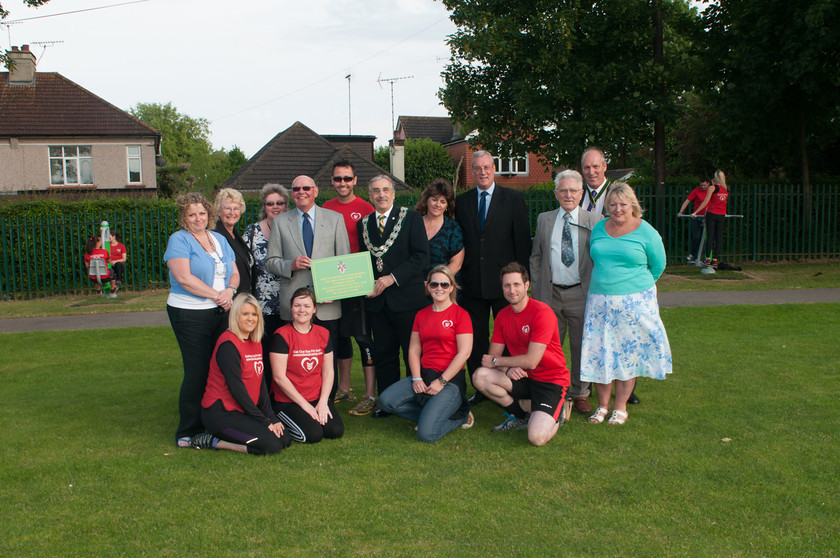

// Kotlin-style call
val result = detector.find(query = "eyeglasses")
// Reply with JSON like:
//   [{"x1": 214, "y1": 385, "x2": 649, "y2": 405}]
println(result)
[
  {"x1": 222, "y1": 206, "x2": 241, "y2": 213},
  {"x1": 332, "y1": 176, "x2": 355, "y2": 183},
  {"x1": 556, "y1": 189, "x2": 582, "y2": 195},
  {"x1": 264, "y1": 201, "x2": 285, "y2": 207},
  {"x1": 428, "y1": 281, "x2": 452, "y2": 289},
  {"x1": 291, "y1": 186, "x2": 314, "y2": 192}
]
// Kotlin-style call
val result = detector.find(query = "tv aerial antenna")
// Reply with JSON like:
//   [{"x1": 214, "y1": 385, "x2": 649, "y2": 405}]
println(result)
[
  {"x1": 377, "y1": 74, "x2": 414, "y2": 133},
  {"x1": 31, "y1": 40, "x2": 64, "y2": 63}
]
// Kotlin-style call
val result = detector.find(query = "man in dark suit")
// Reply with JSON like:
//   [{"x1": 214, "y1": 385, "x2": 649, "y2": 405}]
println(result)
[
  {"x1": 530, "y1": 170, "x2": 602, "y2": 414},
  {"x1": 358, "y1": 175, "x2": 429, "y2": 416},
  {"x1": 580, "y1": 147, "x2": 615, "y2": 217},
  {"x1": 455, "y1": 150, "x2": 532, "y2": 404}
]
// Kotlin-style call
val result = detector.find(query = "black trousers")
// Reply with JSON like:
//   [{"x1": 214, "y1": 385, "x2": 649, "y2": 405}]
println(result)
[
  {"x1": 367, "y1": 302, "x2": 417, "y2": 396},
  {"x1": 460, "y1": 294, "x2": 509, "y2": 382},
  {"x1": 705, "y1": 213, "x2": 725, "y2": 260},
  {"x1": 273, "y1": 400, "x2": 344, "y2": 444},
  {"x1": 202, "y1": 400, "x2": 291, "y2": 454},
  {"x1": 167, "y1": 305, "x2": 228, "y2": 440}
]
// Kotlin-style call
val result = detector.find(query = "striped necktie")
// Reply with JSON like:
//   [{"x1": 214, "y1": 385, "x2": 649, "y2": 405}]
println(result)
[{"x1": 378, "y1": 214, "x2": 386, "y2": 233}]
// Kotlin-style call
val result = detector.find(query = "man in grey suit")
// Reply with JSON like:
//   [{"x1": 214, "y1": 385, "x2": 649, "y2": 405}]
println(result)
[
  {"x1": 530, "y1": 170, "x2": 602, "y2": 414},
  {"x1": 265, "y1": 175, "x2": 351, "y2": 395}
]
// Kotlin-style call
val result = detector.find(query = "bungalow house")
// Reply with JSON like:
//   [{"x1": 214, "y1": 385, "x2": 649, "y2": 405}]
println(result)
[
  {"x1": 0, "y1": 45, "x2": 160, "y2": 197},
  {"x1": 224, "y1": 121, "x2": 411, "y2": 193},
  {"x1": 393, "y1": 115, "x2": 554, "y2": 191}
]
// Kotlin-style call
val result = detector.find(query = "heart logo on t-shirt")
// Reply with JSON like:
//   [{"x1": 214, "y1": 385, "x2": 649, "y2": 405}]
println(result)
[
  {"x1": 521, "y1": 325, "x2": 530, "y2": 334},
  {"x1": 441, "y1": 320, "x2": 454, "y2": 328},
  {"x1": 351, "y1": 212, "x2": 362, "y2": 221},
  {"x1": 302, "y1": 357, "x2": 319, "y2": 372},
  {"x1": 254, "y1": 361, "x2": 264, "y2": 377}
]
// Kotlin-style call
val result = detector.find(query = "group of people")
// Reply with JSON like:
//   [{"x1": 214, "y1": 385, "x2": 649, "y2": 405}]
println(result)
[
  {"x1": 164, "y1": 147, "x2": 673, "y2": 453},
  {"x1": 83, "y1": 231, "x2": 127, "y2": 297},
  {"x1": 678, "y1": 170, "x2": 731, "y2": 267}
]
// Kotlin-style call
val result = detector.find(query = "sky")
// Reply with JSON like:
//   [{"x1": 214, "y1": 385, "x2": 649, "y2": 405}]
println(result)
[{"x1": 1, "y1": 0, "x2": 459, "y2": 157}]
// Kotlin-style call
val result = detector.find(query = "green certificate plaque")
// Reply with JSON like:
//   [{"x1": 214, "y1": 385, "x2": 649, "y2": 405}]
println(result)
[{"x1": 310, "y1": 252, "x2": 375, "y2": 302}]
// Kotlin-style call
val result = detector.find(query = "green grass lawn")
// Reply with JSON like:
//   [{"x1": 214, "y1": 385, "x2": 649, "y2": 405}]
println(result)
[{"x1": 1, "y1": 304, "x2": 838, "y2": 556}]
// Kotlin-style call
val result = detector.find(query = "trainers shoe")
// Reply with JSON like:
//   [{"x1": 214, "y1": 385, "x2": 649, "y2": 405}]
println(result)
[
  {"x1": 334, "y1": 388, "x2": 357, "y2": 404},
  {"x1": 348, "y1": 396, "x2": 376, "y2": 416},
  {"x1": 461, "y1": 411, "x2": 475, "y2": 429},
  {"x1": 491, "y1": 412, "x2": 529, "y2": 432},
  {"x1": 191, "y1": 432, "x2": 218, "y2": 450}
]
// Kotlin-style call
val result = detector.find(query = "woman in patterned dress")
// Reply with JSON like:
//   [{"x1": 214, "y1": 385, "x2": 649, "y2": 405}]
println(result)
[
  {"x1": 415, "y1": 178, "x2": 464, "y2": 279},
  {"x1": 581, "y1": 183, "x2": 672, "y2": 425},
  {"x1": 243, "y1": 183, "x2": 290, "y2": 388}
]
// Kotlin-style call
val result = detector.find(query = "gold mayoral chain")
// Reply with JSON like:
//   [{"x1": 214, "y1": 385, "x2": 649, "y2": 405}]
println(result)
[{"x1": 362, "y1": 207, "x2": 408, "y2": 273}]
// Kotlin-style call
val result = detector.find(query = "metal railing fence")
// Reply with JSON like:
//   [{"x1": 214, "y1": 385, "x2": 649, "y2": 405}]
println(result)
[{"x1": 2, "y1": 184, "x2": 838, "y2": 299}]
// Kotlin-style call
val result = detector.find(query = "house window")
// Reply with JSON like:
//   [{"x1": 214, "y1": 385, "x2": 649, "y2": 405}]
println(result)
[
  {"x1": 49, "y1": 145, "x2": 93, "y2": 185},
  {"x1": 127, "y1": 146, "x2": 142, "y2": 183},
  {"x1": 493, "y1": 155, "x2": 528, "y2": 175}
]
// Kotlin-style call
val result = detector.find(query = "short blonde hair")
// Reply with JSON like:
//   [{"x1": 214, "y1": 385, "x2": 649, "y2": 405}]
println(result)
[
  {"x1": 176, "y1": 192, "x2": 215, "y2": 231},
  {"x1": 604, "y1": 182, "x2": 643, "y2": 218},
  {"x1": 229, "y1": 293, "x2": 264, "y2": 342},
  {"x1": 426, "y1": 264, "x2": 460, "y2": 303},
  {"x1": 215, "y1": 187, "x2": 246, "y2": 215}
]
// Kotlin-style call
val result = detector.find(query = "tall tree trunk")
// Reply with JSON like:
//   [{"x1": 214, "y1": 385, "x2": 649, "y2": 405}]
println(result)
[
  {"x1": 799, "y1": 101, "x2": 811, "y2": 229},
  {"x1": 653, "y1": 0, "x2": 666, "y2": 232}
]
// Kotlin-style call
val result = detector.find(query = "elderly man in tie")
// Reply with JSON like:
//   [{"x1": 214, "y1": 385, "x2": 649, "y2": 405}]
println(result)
[{"x1": 530, "y1": 170, "x2": 602, "y2": 414}]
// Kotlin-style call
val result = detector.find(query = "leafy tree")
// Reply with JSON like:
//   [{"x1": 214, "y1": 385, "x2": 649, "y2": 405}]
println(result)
[
  {"x1": 373, "y1": 139, "x2": 458, "y2": 189},
  {"x1": 130, "y1": 102, "x2": 240, "y2": 196},
  {"x1": 439, "y1": 0, "x2": 702, "y2": 175},
  {"x1": 701, "y1": 0, "x2": 840, "y2": 192}
]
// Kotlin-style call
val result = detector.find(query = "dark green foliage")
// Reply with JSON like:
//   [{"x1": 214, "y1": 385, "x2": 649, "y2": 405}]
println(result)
[{"x1": 373, "y1": 140, "x2": 458, "y2": 188}]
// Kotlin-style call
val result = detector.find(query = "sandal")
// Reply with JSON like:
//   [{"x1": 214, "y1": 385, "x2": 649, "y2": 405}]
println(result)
[
  {"x1": 176, "y1": 437, "x2": 192, "y2": 448},
  {"x1": 588, "y1": 407, "x2": 609, "y2": 424},
  {"x1": 608, "y1": 410, "x2": 628, "y2": 425}
]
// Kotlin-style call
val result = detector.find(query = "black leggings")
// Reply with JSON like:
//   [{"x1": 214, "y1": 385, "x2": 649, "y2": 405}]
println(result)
[
  {"x1": 273, "y1": 400, "x2": 344, "y2": 444},
  {"x1": 704, "y1": 212, "x2": 725, "y2": 260},
  {"x1": 202, "y1": 400, "x2": 291, "y2": 455}
]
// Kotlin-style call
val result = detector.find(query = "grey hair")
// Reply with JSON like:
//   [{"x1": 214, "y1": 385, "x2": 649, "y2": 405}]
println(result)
[
  {"x1": 580, "y1": 147, "x2": 607, "y2": 169},
  {"x1": 554, "y1": 169, "x2": 583, "y2": 190},
  {"x1": 369, "y1": 174, "x2": 394, "y2": 189},
  {"x1": 471, "y1": 150, "x2": 495, "y2": 165},
  {"x1": 258, "y1": 183, "x2": 289, "y2": 220}
]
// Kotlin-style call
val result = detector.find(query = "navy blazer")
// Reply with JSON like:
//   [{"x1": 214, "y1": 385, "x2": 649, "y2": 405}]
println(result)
[
  {"x1": 357, "y1": 207, "x2": 429, "y2": 313},
  {"x1": 455, "y1": 185, "x2": 531, "y2": 300}
]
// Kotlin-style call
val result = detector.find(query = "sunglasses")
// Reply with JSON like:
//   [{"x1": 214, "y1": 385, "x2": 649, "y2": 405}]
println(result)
[
  {"x1": 264, "y1": 201, "x2": 285, "y2": 207},
  {"x1": 332, "y1": 176, "x2": 355, "y2": 183},
  {"x1": 291, "y1": 186, "x2": 314, "y2": 192},
  {"x1": 428, "y1": 281, "x2": 452, "y2": 289}
]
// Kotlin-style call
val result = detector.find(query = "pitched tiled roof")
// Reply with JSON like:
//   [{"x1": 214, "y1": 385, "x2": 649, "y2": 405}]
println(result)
[
  {"x1": 397, "y1": 116, "x2": 463, "y2": 144},
  {"x1": 0, "y1": 72, "x2": 160, "y2": 140},
  {"x1": 224, "y1": 121, "x2": 412, "y2": 192}
]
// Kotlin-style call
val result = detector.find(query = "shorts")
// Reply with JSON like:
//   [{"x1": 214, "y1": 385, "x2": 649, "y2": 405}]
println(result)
[{"x1": 510, "y1": 378, "x2": 568, "y2": 422}]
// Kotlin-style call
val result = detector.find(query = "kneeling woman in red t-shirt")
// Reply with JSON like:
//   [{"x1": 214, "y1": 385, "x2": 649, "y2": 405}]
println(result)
[
  {"x1": 194, "y1": 293, "x2": 291, "y2": 453},
  {"x1": 378, "y1": 264, "x2": 474, "y2": 442},
  {"x1": 270, "y1": 287, "x2": 344, "y2": 443}
]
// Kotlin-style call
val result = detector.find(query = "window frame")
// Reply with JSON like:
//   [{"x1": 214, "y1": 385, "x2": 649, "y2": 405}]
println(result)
[
  {"x1": 126, "y1": 145, "x2": 142, "y2": 184},
  {"x1": 492, "y1": 154, "x2": 529, "y2": 176},
  {"x1": 49, "y1": 145, "x2": 94, "y2": 186}
]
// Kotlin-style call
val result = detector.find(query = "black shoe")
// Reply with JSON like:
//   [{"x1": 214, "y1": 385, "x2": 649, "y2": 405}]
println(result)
[
  {"x1": 468, "y1": 392, "x2": 487, "y2": 407},
  {"x1": 627, "y1": 391, "x2": 640, "y2": 405},
  {"x1": 372, "y1": 408, "x2": 392, "y2": 418}
]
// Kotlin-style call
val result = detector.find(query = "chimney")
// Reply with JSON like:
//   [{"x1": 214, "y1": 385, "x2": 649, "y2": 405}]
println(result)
[
  {"x1": 389, "y1": 137, "x2": 405, "y2": 183},
  {"x1": 7, "y1": 45, "x2": 37, "y2": 84}
]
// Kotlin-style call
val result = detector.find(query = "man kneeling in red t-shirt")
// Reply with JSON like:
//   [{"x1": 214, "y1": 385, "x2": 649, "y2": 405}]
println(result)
[{"x1": 472, "y1": 262, "x2": 571, "y2": 446}]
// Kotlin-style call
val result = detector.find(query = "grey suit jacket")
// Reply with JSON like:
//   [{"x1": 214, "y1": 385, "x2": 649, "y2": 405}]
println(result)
[
  {"x1": 264, "y1": 206, "x2": 350, "y2": 321},
  {"x1": 529, "y1": 208, "x2": 603, "y2": 303}
]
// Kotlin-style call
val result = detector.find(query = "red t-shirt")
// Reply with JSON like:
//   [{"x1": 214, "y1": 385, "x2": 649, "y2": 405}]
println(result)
[
  {"x1": 202, "y1": 331, "x2": 265, "y2": 412},
  {"x1": 323, "y1": 196, "x2": 374, "y2": 253},
  {"x1": 110, "y1": 242, "x2": 126, "y2": 263},
  {"x1": 271, "y1": 323, "x2": 332, "y2": 402},
  {"x1": 706, "y1": 185, "x2": 729, "y2": 215},
  {"x1": 84, "y1": 248, "x2": 110, "y2": 278},
  {"x1": 490, "y1": 298, "x2": 570, "y2": 386},
  {"x1": 412, "y1": 303, "x2": 472, "y2": 372},
  {"x1": 686, "y1": 187, "x2": 709, "y2": 216}
]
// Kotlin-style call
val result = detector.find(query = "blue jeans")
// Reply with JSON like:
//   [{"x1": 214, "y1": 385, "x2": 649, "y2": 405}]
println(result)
[{"x1": 379, "y1": 377, "x2": 466, "y2": 443}]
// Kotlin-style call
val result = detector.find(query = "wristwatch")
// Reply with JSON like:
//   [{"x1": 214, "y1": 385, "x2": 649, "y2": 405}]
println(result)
[
  {"x1": 439, "y1": 377, "x2": 448, "y2": 387},
  {"x1": 491, "y1": 357, "x2": 497, "y2": 367}
]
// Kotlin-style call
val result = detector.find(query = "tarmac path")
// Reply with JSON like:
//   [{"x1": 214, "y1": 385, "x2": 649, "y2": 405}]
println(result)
[{"x1": 2, "y1": 288, "x2": 839, "y2": 334}]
